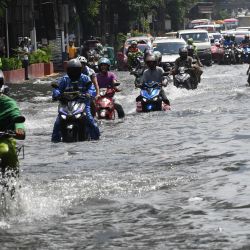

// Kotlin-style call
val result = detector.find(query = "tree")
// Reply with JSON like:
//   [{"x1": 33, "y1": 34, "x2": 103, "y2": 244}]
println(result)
[
  {"x1": 73, "y1": 0, "x2": 101, "y2": 40},
  {"x1": 167, "y1": 0, "x2": 198, "y2": 31}
]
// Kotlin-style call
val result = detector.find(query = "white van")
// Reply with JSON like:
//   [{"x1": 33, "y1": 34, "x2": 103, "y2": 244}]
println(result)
[{"x1": 177, "y1": 29, "x2": 212, "y2": 66}]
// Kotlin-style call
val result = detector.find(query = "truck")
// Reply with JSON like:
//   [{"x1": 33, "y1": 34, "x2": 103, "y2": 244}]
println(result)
[{"x1": 238, "y1": 15, "x2": 250, "y2": 28}]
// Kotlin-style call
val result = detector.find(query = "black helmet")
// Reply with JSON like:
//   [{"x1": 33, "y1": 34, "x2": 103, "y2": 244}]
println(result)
[
  {"x1": 67, "y1": 59, "x2": 82, "y2": 81},
  {"x1": 179, "y1": 47, "x2": 188, "y2": 59}
]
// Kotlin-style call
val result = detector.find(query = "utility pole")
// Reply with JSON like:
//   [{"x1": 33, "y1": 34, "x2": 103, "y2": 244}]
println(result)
[
  {"x1": 5, "y1": 8, "x2": 9, "y2": 58},
  {"x1": 31, "y1": 0, "x2": 37, "y2": 50}
]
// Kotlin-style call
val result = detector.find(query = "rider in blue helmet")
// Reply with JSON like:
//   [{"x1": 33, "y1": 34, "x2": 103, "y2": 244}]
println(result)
[
  {"x1": 96, "y1": 57, "x2": 125, "y2": 118},
  {"x1": 51, "y1": 58, "x2": 100, "y2": 142}
]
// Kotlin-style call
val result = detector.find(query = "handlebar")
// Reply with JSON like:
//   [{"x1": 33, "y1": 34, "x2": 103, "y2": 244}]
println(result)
[{"x1": 0, "y1": 130, "x2": 16, "y2": 138}]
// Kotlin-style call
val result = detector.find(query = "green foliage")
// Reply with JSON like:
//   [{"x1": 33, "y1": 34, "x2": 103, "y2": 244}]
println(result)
[
  {"x1": 217, "y1": 10, "x2": 231, "y2": 20},
  {"x1": 2, "y1": 57, "x2": 22, "y2": 71},
  {"x1": 29, "y1": 48, "x2": 52, "y2": 64}
]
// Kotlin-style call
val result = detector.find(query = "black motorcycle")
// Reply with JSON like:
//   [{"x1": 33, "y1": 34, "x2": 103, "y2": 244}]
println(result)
[
  {"x1": 223, "y1": 45, "x2": 232, "y2": 65},
  {"x1": 174, "y1": 67, "x2": 197, "y2": 90},
  {"x1": 52, "y1": 84, "x2": 90, "y2": 143}
]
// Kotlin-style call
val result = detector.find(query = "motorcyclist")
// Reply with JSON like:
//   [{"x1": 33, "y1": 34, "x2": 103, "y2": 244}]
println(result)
[
  {"x1": 223, "y1": 34, "x2": 236, "y2": 63},
  {"x1": 96, "y1": 58, "x2": 125, "y2": 118},
  {"x1": 137, "y1": 54, "x2": 170, "y2": 106},
  {"x1": 78, "y1": 56, "x2": 100, "y2": 116},
  {"x1": 0, "y1": 73, "x2": 25, "y2": 175},
  {"x1": 173, "y1": 47, "x2": 193, "y2": 74},
  {"x1": 173, "y1": 47, "x2": 197, "y2": 86},
  {"x1": 78, "y1": 56, "x2": 100, "y2": 97},
  {"x1": 241, "y1": 34, "x2": 250, "y2": 47},
  {"x1": 187, "y1": 38, "x2": 198, "y2": 55},
  {"x1": 187, "y1": 45, "x2": 203, "y2": 83},
  {"x1": 126, "y1": 40, "x2": 143, "y2": 70},
  {"x1": 51, "y1": 59, "x2": 100, "y2": 142}
]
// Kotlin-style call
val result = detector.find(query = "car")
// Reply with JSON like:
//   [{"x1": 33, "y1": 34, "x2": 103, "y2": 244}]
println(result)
[
  {"x1": 209, "y1": 32, "x2": 223, "y2": 44},
  {"x1": 152, "y1": 37, "x2": 187, "y2": 71},
  {"x1": 177, "y1": 29, "x2": 212, "y2": 66},
  {"x1": 116, "y1": 36, "x2": 153, "y2": 71}
]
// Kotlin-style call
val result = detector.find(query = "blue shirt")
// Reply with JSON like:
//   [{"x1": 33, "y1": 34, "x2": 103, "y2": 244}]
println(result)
[
  {"x1": 52, "y1": 73, "x2": 91, "y2": 100},
  {"x1": 57, "y1": 73, "x2": 91, "y2": 94}
]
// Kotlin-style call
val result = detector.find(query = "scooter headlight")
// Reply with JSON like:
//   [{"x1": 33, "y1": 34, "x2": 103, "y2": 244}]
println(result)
[
  {"x1": 143, "y1": 98, "x2": 147, "y2": 102},
  {"x1": 153, "y1": 97, "x2": 158, "y2": 101},
  {"x1": 61, "y1": 114, "x2": 66, "y2": 120},
  {"x1": 75, "y1": 113, "x2": 81, "y2": 119}
]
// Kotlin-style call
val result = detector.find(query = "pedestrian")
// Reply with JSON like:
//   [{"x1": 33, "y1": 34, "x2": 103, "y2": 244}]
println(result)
[
  {"x1": 66, "y1": 40, "x2": 77, "y2": 60},
  {"x1": 18, "y1": 40, "x2": 29, "y2": 80}
]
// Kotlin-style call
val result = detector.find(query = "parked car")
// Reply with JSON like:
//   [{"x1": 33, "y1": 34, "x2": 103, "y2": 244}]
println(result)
[
  {"x1": 116, "y1": 36, "x2": 153, "y2": 71},
  {"x1": 153, "y1": 37, "x2": 187, "y2": 71},
  {"x1": 177, "y1": 29, "x2": 212, "y2": 66}
]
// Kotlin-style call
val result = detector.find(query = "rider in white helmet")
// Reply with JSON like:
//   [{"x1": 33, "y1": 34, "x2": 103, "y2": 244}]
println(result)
[{"x1": 78, "y1": 56, "x2": 100, "y2": 98}]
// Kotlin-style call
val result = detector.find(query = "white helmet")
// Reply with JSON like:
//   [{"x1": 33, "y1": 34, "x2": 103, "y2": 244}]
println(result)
[{"x1": 77, "y1": 56, "x2": 87, "y2": 64}]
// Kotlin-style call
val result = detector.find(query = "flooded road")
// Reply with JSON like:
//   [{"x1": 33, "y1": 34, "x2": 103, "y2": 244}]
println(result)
[{"x1": 1, "y1": 64, "x2": 250, "y2": 249}]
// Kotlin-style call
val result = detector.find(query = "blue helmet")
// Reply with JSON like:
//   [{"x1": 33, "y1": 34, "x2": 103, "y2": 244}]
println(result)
[{"x1": 98, "y1": 57, "x2": 111, "y2": 66}]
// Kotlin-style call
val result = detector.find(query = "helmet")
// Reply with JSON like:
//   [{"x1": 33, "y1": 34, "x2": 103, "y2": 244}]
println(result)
[
  {"x1": 96, "y1": 43, "x2": 103, "y2": 51},
  {"x1": 131, "y1": 40, "x2": 138, "y2": 45},
  {"x1": 187, "y1": 38, "x2": 194, "y2": 45},
  {"x1": 179, "y1": 47, "x2": 188, "y2": 59},
  {"x1": 153, "y1": 51, "x2": 162, "y2": 63},
  {"x1": 67, "y1": 58, "x2": 82, "y2": 81},
  {"x1": 77, "y1": 56, "x2": 87, "y2": 64},
  {"x1": 214, "y1": 39, "x2": 220, "y2": 47},
  {"x1": 145, "y1": 54, "x2": 157, "y2": 62},
  {"x1": 98, "y1": 57, "x2": 111, "y2": 66}
]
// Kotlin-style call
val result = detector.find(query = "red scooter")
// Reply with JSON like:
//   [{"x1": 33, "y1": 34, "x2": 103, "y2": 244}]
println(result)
[{"x1": 95, "y1": 85, "x2": 119, "y2": 120}]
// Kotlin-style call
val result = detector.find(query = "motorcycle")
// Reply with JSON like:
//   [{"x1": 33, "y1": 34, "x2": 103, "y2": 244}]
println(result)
[
  {"x1": 234, "y1": 46, "x2": 244, "y2": 64},
  {"x1": 95, "y1": 84, "x2": 120, "y2": 120},
  {"x1": 223, "y1": 45, "x2": 232, "y2": 64},
  {"x1": 52, "y1": 83, "x2": 90, "y2": 142},
  {"x1": 174, "y1": 67, "x2": 196, "y2": 90},
  {"x1": 0, "y1": 116, "x2": 25, "y2": 199},
  {"x1": 136, "y1": 81, "x2": 170, "y2": 112}
]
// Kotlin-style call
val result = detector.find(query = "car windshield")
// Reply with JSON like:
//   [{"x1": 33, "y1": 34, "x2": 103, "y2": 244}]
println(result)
[
  {"x1": 212, "y1": 34, "x2": 222, "y2": 40},
  {"x1": 153, "y1": 42, "x2": 186, "y2": 55},
  {"x1": 180, "y1": 33, "x2": 209, "y2": 42}
]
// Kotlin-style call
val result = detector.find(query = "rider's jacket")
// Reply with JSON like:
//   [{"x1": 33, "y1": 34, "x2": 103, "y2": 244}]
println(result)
[
  {"x1": 223, "y1": 40, "x2": 234, "y2": 47},
  {"x1": 53, "y1": 74, "x2": 92, "y2": 99},
  {"x1": 127, "y1": 46, "x2": 140, "y2": 55},
  {"x1": 241, "y1": 39, "x2": 250, "y2": 47},
  {"x1": 0, "y1": 94, "x2": 25, "y2": 131},
  {"x1": 141, "y1": 66, "x2": 164, "y2": 84},
  {"x1": 174, "y1": 56, "x2": 193, "y2": 72},
  {"x1": 96, "y1": 72, "x2": 117, "y2": 89},
  {"x1": 82, "y1": 66, "x2": 96, "y2": 78}
]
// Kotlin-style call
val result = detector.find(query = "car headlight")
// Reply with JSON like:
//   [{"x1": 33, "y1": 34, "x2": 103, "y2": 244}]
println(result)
[
  {"x1": 61, "y1": 114, "x2": 66, "y2": 120},
  {"x1": 75, "y1": 114, "x2": 81, "y2": 119}
]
